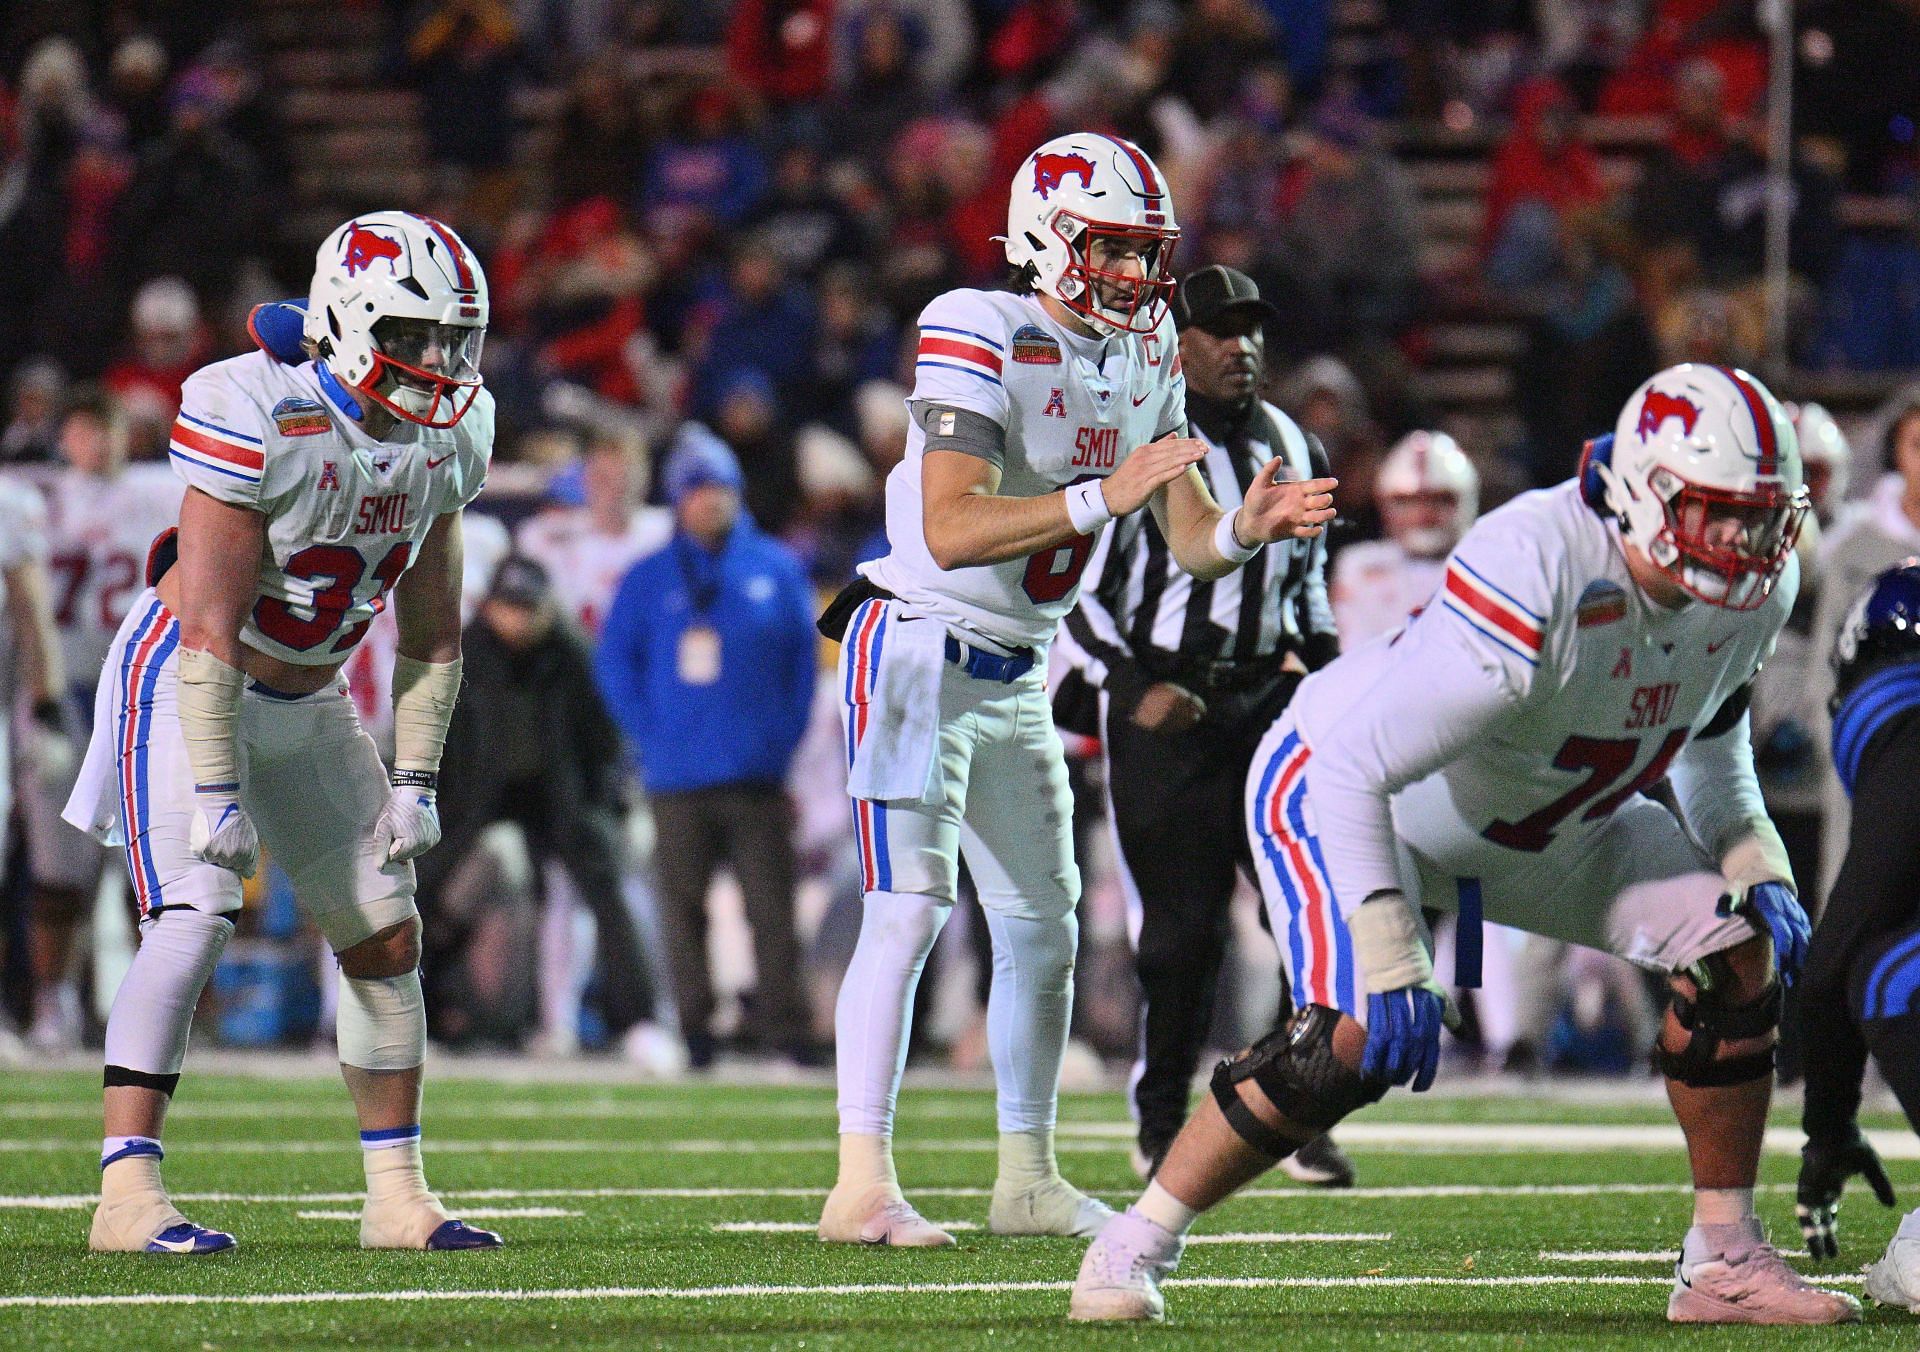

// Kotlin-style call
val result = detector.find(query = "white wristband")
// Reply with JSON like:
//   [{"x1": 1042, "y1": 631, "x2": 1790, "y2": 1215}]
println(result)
[
  {"x1": 1065, "y1": 480, "x2": 1113, "y2": 535},
  {"x1": 1212, "y1": 508, "x2": 1262, "y2": 565}
]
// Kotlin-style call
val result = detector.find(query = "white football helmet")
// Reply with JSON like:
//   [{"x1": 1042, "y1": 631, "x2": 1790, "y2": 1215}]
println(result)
[
  {"x1": 1787, "y1": 400, "x2": 1851, "y2": 517},
  {"x1": 304, "y1": 211, "x2": 488, "y2": 429},
  {"x1": 1003, "y1": 133, "x2": 1179, "y2": 336},
  {"x1": 1376, "y1": 430, "x2": 1479, "y2": 558},
  {"x1": 1600, "y1": 363, "x2": 1807, "y2": 611}
]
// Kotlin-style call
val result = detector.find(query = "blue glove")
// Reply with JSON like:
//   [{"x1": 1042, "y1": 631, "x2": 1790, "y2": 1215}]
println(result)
[
  {"x1": 1719, "y1": 880, "x2": 1811, "y2": 987},
  {"x1": 247, "y1": 299, "x2": 309, "y2": 364},
  {"x1": 1363, "y1": 986, "x2": 1445, "y2": 1091}
]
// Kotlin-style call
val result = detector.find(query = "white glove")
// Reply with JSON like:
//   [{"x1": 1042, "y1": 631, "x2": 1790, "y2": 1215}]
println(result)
[
  {"x1": 22, "y1": 700, "x2": 78, "y2": 790},
  {"x1": 189, "y1": 789, "x2": 260, "y2": 878},
  {"x1": 372, "y1": 774, "x2": 441, "y2": 865}
]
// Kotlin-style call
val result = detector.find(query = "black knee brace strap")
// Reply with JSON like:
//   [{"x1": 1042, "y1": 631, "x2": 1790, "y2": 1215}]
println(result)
[
  {"x1": 1653, "y1": 966, "x2": 1782, "y2": 1088},
  {"x1": 1210, "y1": 1005, "x2": 1384, "y2": 1157},
  {"x1": 104, "y1": 1065, "x2": 181, "y2": 1097}
]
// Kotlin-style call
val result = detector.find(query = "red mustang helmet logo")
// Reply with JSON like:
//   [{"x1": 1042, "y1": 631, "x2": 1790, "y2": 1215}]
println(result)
[
  {"x1": 1636, "y1": 389, "x2": 1703, "y2": 442},
  {"x1": 342, "y1": 223, "x2": 404, "y2": 277},
  {"x1": 1033, "y1": 152, "x2": 1096, "y2": 201}
]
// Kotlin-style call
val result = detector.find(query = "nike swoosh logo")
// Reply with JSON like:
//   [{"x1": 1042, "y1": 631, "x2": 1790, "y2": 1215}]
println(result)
[
  {"x1": 426, "y1": 453, "x2": 454, "y2": 469},
  {"x1": 1706, "y1": 636, "x2": 1732, "y2": 653},
  {"x1": 1131, "y1": 392, "x2": 1152, "y2": 406},
  {"x1": 148, "y1": 1233, "x2": 203, "y2": 1253}
]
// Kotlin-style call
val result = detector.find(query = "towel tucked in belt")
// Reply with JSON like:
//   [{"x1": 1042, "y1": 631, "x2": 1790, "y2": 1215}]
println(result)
[{"x1": 845, "y1": 599, "x2": 948, "y2": 807}]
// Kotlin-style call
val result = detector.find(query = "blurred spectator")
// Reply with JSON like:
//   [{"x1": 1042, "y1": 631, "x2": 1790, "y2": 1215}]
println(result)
[
  {"x1": 2, "y1": 360, "x2": 66, "y2": 463},
  {"x1": 104, "y1": 35, "x2": 169, "y2": 149},
  {"x1": 1596, "y1": 0, "x2": 1766, "y2": 123},
  {"x1": 1276, "y1": 97, "x2": 1422, "y2": 343},
  {"x1": 1794, "y1": 0, "x2": 1920, "y2": 193},
  {"x1": 416, "y1": 555, "x2": 664, "y2": 1055},
  {"x1": 594, "y1": 432, "x2": 818, "y2": 1066},
  {"x1": 1513, "y1": 217, "x2": 1658, "y2": 485},
  {"x1": 549, "y1": 54, "x2": 650, "y2": 208},
  {"x1": 1627, "y1": 58, "x2": 1730, "y2": 286},
  {"x1": 1481, "y1": 77, "x2": 1606, "y2": 292},
  {"x1": 825, "y1": 5, "x2": 929, "y2": 162},
  {"x1": 103, "y1": 277, "x2": 209, "y2": 425},
  {"x1": 835, "y1": 0, "x2": 976, "y2": 95},
  {"x1": 690, "y1": 238, "x2": 817, "y2": 418},
  {"x1": 642, "y1": 85, "x2": 769, "y2": 230},
  {"x1": 406, "y1": 0, "x2": 519, "y2": 174},
  {"x1": 741, "y1": 140, "x2": 867, "y2": 282},
  {"x1": 1280, "y1": 354, "x2": 1384, "y2": 544},
  {"x1": 799, "y1": 263, "x2": 896, "y2": 435},
  {"x1": 190, "y1": 40, "x2": 292, "y2": 186},
  {"x1": 712, "y1": 367, "x2": 801, "y2": 534},
  {"x1": 1697, "y1": 120, "x2": 1842, "y2": 290},
  {"x1": 516, "y1": 427, "x2": 673, "y2": 634},
  {"x1": 110, "y1": 67, "x2": 262, "y2": 310},
  {"x1": 497, "y1": 197, "x2": 651, "y2": 404},
  {"x1": 726, "y1": 0, "x2": 835, "y2": 108},
  {"x1": 1168, "y1": 0, "x2": 1281, "y2": 121}
]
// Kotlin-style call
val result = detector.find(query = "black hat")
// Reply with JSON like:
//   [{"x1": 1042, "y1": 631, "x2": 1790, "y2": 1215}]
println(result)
[
  {"x1": 487, "y1": 554, "x2": 552, "y2": 609},
  {"x1": 1171, "y1": 265, "x2": 1277, "y2": 333}
]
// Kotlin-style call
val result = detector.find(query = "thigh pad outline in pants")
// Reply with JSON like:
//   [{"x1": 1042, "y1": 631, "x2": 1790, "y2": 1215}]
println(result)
[
  {"x1": 243, "y1": 683, "x2": 417, "y2": 953},
  {"x1": 958, "y1": 673, "x2": 1079, "y2": 923},
  {"x1": 1246, "y1": 715, "x2": 1363, "y2": 1024},
  {"x1": 1460, "y1": 796, "x2": 1753, "y2": 975}
]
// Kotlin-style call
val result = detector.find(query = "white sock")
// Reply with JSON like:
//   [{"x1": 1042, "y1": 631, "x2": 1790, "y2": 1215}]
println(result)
[
  {"x1": 982, "y1": 908, "x2": 1076, "y2": 1134},
  {"x1": 1133, "y1": 1179, "x2": 1199, "y2": 1238},
  {"x1": 102, "y1": 910, "x2": 232, "y2": 1077},
  {"x1": 834, "y1": 1132, "x2": 900, "y2": 1200},
  {"x1": 101, "y1": 1135, "x2": 163, "y2": 1168},
  {"x1": 996, "y1": 1127, "x2": 1062, "y2": 1193},
  {"x1": 834, "y1": 890, "x2": 953, "y2": 1136},
  {"x1": 1692, "y1": 1187, "x2": 1756, "y2": 1228}
]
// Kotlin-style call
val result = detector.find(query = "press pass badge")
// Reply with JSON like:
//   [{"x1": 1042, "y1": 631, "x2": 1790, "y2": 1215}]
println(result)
[{"x1": 678, "y1": 623, "x2": 722, "y2": 685}]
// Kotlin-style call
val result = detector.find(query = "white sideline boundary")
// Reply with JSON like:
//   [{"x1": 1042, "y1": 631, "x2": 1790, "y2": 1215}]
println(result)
[
  {"x1": 0, "y1": 1182, "x2": 1802, "y2": 1210},
  {"x1": 0, "y1": 1272, "x2": 1870, "y2": 1310},
  {"x1": 296, "y1": 1208, "x2": 581, "y2": 1221},
  {"x1": 1537, "y1": 1248, "x2": 1811, "y2": 1263}
]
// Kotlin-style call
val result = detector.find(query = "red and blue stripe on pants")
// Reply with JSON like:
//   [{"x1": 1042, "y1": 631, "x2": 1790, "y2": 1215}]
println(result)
[
  {"x1": 1251, "y1": 728, "x2": 1357, "y2": 1017},
  {"x1": 843, "y1": 598, "x2": 893, "y2": 894},
  {"x1": 117, "y1": 599, "x2": 181, "y2": 917}
]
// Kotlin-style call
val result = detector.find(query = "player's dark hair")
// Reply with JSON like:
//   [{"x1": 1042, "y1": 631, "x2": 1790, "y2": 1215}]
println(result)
[
  {"x1": 62, "y1": 383, "x2": 112, "y2": 422},
  {"x1": 1007, "y1": 261, "x2": 1038, "y2": 295}
]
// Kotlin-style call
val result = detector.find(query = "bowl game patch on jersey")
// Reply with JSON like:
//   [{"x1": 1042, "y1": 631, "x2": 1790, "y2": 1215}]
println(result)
[
  {"x1": 1011, "y1": 324, "x2": 1062, "y2": 365},
  {"x1": 272, "y1": 397, "x2": 331, "y2": 437},
  {"x1": 1576, "y1": 579, "x2": 1628, "y2": 628}
]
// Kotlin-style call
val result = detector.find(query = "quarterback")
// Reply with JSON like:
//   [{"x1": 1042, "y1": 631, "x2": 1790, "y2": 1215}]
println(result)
[
  {"x1": 1072, "y1": 365, "x2": 1859, "y2": 1324},
  {"x1": 63, "y1": 212, "x2": 500, "y2": 1254},
  {"x1": 817, "y1": 134, "x2": 1334, "y2": 1245}
]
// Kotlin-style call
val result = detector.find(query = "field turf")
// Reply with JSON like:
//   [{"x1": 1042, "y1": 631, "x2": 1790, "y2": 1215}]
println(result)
[{"x1": 3, "y1": 1062, "x2": 1917, "y2": 1349}]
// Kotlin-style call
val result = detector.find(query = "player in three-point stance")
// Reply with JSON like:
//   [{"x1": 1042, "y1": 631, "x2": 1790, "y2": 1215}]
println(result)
[
  {"x1": 816, "y1": 134, "x2": 1336, "y2": 1245},
  {"x1": 65, "y1": 211, "x2": 502, "y2": 1254},
  {"x1": 1071, "y1": 364, "x2": 1860, "y2": 1324}
]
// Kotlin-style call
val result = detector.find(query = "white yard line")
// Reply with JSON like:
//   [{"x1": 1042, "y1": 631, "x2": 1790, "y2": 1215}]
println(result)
[
  {"x1": 1537, "y1": 1248, "x2": 1808, "y2": 1263},
  {"x1": 295, "y1": 1207, "x2": 581, "y2": 1221},
  {"x1": 0, "y1": 1272, "x2": 1871, "y2": 1310},
  {"x1": 3, "y1": 1124, "x2": 1911, "y2": 1158},
  {"x1": 1187, "y1": 1232, "x2": 1392, "y2": 1244},
  {"x1": 0, "y1": 1182, "x2": 1805, "y2": 1210},
  {"x1": 710, "y1": 1220, "x2": 981, "y2": 1234}
]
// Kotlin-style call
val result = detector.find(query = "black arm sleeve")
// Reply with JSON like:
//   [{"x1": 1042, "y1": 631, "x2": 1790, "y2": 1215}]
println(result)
[{"x1": 1801, "y1": 707, "x2": 1920, "y2": 1141}]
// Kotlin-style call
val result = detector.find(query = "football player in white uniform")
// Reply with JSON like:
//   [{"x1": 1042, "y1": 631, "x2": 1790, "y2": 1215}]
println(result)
[
  {"x1": 1330, "y1": 429, "x2": 1477, "y2": 646},
  {"x1": 816, "y1": 134, "x2": 1335, "y2": 1246},
  {"x1": 20, "y1": 394, "x2": 182, "y2": 1052},
  {"x1": 516, "y1": 426, "x2": 671, "y2": 635},
  {"x1": 62, "y1": 212, "x2": 503, "y2": 1254},
  {"x1": 1071, "y1": 365, "x2": 1860, "y2": 1325}
]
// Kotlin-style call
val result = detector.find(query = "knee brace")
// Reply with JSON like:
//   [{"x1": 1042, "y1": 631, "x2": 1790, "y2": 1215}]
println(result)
[
  {"x1": 1209, "y1": 1005, "x2": 1384, "y2": 1157},
  {"x1": 336, "y1": 969, "x2": 427, "y2": 1071},
  {"x1": 1654, "y1": 953, "x2": 1781, "y2": 1087}
]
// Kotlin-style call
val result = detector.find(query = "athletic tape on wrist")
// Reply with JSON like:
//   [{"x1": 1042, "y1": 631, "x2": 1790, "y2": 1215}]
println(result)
[
  {"x1": 1722, "y1": 827, "x2": 1794, "y2": 895},
  {"x1": 390, "y1": 655, "x2": 461, "y2": 775},
  {"x1": 1213, "y1": 508, "x2": 1261, "y2": 565},
  {"x1": 176, "y1": 647, "x2": 246, "y2": 793},
  {"x1": 1349, "y1": 892, "x2": 1434, "y2": 994},
  {"x1": 1065, "y1": 480, "x2": 1113, "y2": 535}
]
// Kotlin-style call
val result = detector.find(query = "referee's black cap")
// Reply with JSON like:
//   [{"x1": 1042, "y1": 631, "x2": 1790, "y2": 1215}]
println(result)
[{"x1": 1170, "y1": 265, "x2": 1278, "y2": 334}]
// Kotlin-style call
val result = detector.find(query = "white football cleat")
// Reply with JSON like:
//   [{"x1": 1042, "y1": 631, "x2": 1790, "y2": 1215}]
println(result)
[
  {"x1": 818, "y1": 1187, "x2": 956, "y2": 1246},
  {"x1": 1668, "y1": 1221, "x2": 1860, "y2": 1324},
  {"x1": 620, "y1": 1021, "x2": 689, "y2": 1076},
  {"x1": 989, "y1": 1175, "x2": 1113, "y2": 1237},
  {"x1": 26, "y1": 986, "x2": 83, "y2": 1056},
  {"x1": 1866, "y1": 1216, "x2": 1920, "y2": 1312},
  {"x1": 1069, "y1": 1207, "x2": 1183, "y2": 1322}
]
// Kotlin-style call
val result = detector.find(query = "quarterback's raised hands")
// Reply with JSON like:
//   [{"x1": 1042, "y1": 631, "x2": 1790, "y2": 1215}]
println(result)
[{"x1": 1238, "y1": 464, "x2": 1339, "y2": 544}]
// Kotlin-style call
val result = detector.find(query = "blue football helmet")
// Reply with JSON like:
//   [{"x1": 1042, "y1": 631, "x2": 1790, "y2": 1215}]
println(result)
[{"x1": 1832, "y1": 561, "x2": 1920, "y2": 708}]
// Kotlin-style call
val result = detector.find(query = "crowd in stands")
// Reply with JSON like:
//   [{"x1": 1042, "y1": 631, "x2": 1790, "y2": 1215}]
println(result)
[{"x1": 5, "y1": 0, "x2": 1920, "y2": 1068}]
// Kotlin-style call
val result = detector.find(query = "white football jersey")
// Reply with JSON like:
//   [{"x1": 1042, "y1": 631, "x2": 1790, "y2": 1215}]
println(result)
[
  {"x1": 42, "y1": 464, "x2": 183, "y2": 680},
  {"x1": 1329, "y1": 538, "x2": 1446, "y2": 647},
  {"x1": 515, "y1": 505, "x2": 672, "y2": 635},
  {"x1": 862, "y1": 288, "x2": 1187, "y2": 649},
  {"x1": 0, "y1": 475, "x2": 48, "y2": 617},
  {"x1": 1291, "y1": 481, "x2": 1792, "y2": 903},
  {"x1": 169, "y1": 352, "x2": 493, "y2": 666}
]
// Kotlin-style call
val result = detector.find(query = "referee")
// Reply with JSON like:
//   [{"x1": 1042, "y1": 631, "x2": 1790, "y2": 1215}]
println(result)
[{"x1": 1062, "y1": 266, "x2": 1351, "y2": 1184}]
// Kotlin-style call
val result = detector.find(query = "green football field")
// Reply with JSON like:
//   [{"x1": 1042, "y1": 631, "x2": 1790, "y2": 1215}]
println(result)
[{"x1": 4, "y1": 1063, "x2": 1919, "y2": 1350}]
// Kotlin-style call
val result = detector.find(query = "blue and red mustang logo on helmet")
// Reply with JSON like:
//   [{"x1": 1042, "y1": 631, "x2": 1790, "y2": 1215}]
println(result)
[
  {"x1": 1033, "y1": 152, "x2": 1096, "y2": 201},
  {"x1": 341, "y1": 223, "x2": 404, "y2": 277},
  {"x1": 1636, "y1": 389, "x2": 1702, "y2": 443}
]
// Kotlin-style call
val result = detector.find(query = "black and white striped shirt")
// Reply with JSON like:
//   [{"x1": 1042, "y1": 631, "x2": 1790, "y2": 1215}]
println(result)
[{"x1": 1064, "y1": 397, "x2": 1336, "y2": 696}]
